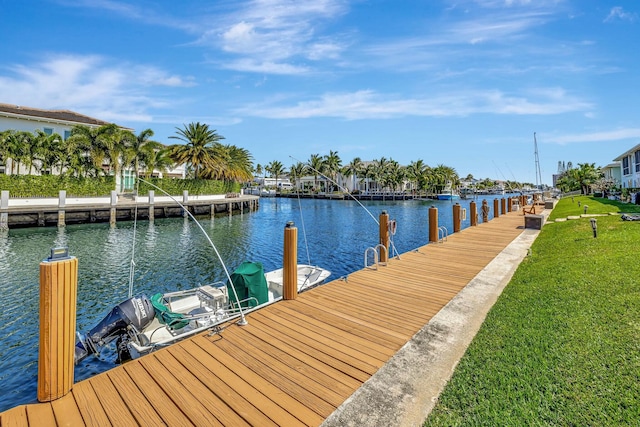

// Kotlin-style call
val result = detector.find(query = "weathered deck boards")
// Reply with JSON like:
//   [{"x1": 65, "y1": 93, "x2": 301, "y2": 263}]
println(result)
[{"x1": 1, "y1": 209, "x2": 531, "y2": 427}]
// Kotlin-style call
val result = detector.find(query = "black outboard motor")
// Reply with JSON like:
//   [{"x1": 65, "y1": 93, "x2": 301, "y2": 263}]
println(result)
[{"x1": 75, "y1": 294, "x2": 155, "y2": 364}]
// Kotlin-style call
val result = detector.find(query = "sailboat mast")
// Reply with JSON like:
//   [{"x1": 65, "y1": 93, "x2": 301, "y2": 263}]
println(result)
[{"x1": 533, "y1": 132, "x2": 542, "y2": 189}]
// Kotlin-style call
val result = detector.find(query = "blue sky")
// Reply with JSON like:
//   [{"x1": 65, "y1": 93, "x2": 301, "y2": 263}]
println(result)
[{"x1": 1, "y1": 0, "x2": 638, "y2": 185}]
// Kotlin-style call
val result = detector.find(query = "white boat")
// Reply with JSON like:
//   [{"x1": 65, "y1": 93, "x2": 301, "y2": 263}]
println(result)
[{"x1": 74, "y1": 262, "x2": 330, "y2": 363}]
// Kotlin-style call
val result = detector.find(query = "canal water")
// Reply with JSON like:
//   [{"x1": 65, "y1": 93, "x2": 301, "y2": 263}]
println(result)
[{"x1": 0, "y1": 196, "x2": 505, "y2": 411}]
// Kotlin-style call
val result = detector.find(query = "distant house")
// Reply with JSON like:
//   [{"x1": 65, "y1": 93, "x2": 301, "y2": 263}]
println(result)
[{"x1": 613, "y1": 144, "x2": 640, "y2": 188}]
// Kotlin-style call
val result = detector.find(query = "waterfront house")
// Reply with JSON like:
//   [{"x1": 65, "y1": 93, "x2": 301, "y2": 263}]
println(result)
[
  {"x1": 0, "y1": 103, "x2": 115, "y2": 175},
  {"x1": 613, "y1": 144, "x2": 640, "y2": 188},
  {"x1": 0, "y1": 103, "x2": 185, "y2": 191}
]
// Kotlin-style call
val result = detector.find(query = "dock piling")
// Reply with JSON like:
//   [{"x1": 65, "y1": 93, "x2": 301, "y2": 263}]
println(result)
[
  {"x1": 482, "y1": 200, "x2": 489, "y2": 222},
  {"x1": 38, "y1": 248, "x2": 77, "y2": 402},
  {"x1": 429, "y1": 206, "x2": 438, "y2": 243},
  {"x1": 470, "y1": 201, "x2": 477, "y2": 226},
  {"x1": 453, "y1": 203, "x2": 461, "y2": 233},
  {"x1": 501, "y1": 198, "x2": 506, "y2": 215},
  {"x1": 379, "y1": 211, "x2": 390, "y2": 263},
  {"x1": 493, "y1": 198, "x2": 500, "y2": 218},
  {"x1": 283, "y1": 222, "x2": 298, "y2": 300}
]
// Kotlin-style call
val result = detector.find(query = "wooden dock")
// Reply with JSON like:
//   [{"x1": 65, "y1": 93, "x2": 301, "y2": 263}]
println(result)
[{"x1": 0, "y1": 208, "x2": 537, "y2": 426}]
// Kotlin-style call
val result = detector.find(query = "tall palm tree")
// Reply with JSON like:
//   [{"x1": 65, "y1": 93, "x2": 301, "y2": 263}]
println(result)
[
  {"x1": 265, "y1": 160, "x2": 286, "y2": 194},
  {"x1": 168, "y1": 122, "x2": 225, "y2": 179},
  {"x1": 129, "y1": 129, "x2": 162, "y2": 178},
  {"x1": 68, "y1": 124, "x2": 119, "y2": 177},
  {"x1": 343, "y1": 157, "x2": 363, "y2": 192},
  {"x1": 289, "y1": 162, "x2": 307, "y2": 191},
  {"x1": 406, "y1": 160, "x2": 428, "y2": 193},
  {"x1": 307, "y1": 153, "x2": 325, "y2": 192},
  {"x1": 323, "y1": 150, "x2": 342, "y2": 192},
  {"x1": 203, "y1": 144, "x2": 253, "y2": 182},
  {"x1": 143, "y1": 148, "x2": 174, "y2": 178},
  {"x1": 34, "y1": 130, "x2": 64, "y2": 175}
]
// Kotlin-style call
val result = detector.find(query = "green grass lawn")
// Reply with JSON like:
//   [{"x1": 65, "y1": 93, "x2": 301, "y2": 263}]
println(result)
[{"x1": 425, "y1": 196, "x2": 640, "y2": 426}]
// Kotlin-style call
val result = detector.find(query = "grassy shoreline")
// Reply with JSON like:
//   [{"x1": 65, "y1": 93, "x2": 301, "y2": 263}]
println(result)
[{"x1": 425, "y1": 196, "x2": 640, "y2": 425}]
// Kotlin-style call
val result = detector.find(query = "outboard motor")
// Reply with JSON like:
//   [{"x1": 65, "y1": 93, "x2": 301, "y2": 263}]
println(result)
[{"x1": 75, "y1": 294, "x2": 155, "y2": 364}]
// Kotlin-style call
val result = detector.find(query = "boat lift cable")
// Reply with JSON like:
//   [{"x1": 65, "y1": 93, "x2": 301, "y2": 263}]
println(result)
[
  {"x1": 128, "y1": 180, "x2": 140, "y2": 299},
  {"x1": 289, "y1": 155, "x2": 401, "y2": 261},
  {"x1": 291, "y1": 167, "x2": 312, "y2": 268},
  {"x1": 137, "y1": 178, "x2": 249, "y2": 326}
]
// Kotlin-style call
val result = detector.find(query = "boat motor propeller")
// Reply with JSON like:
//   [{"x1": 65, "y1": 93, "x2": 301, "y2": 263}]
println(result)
[{"x1": 74, "y1": 294, "x2": 155, "y2": 364}]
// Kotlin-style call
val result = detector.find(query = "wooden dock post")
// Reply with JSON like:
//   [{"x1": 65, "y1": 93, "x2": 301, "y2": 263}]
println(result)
[
  {"x1": 429, "y1": 206, "x2": 438, "y2": 243},
  {"x1": 501, "y1": 198, "x2": 506, "y2": 215},
  {"x1": 482, "y1": 200, "x2": 489, "y2": 223},
  {"x1": 453, "y1": 203, "x2": 461, "y2": 233},
  {"x1": 1, "y1": 190, "x2": 8, "y2": 230},
  {"x1": 493, "y1": 198, "x2": 500, "y2": 218},
  {"x1": 507, "y1": 197, "x2": 512, "y2": 213},
  {"x1": 109, "y1": 191, "x2": 117, "y2": 226},
  {"x1": 470, "y1": 200, "x2": 477, "y2": 226},
  {"x1": 38, "y1": 248, "x2": 78, "y2": 402},
  {"x1": 379, "y1": 211, "x2": 389, "y2": 263},
  {"x1": 57, "y1": 190, "x2": 66, "y2": 228},
  {"x1": 283, "y1": 221, "x2": 298, "y2": 300},
  {"x1": 148, "y1": 190, "x2": 155, "y2": 221}
]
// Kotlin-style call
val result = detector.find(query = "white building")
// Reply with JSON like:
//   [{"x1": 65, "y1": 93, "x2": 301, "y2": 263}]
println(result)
[
  {"x1": 0, "y1": 103, "x2": 185, "y2": 190},
  {"x1": 613, "y1": 144, "x2": 640, "y2": 188}
]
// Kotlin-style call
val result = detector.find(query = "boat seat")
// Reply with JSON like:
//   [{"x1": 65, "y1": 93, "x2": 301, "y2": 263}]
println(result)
[{"x1": 150, "y1": 293, "x2": 189, "y2": 330}]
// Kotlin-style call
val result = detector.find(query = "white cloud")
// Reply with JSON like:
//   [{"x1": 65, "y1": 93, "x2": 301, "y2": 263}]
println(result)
[
  {"x1": 195, "y1": 0, "x2": 348, "y2": 74},
  {"x1": 0, "y1": 54, "x2": 193, "y2": 123},
  {"x1": 548, "y1": 129, "x2": 640, "y2": 145},
  {"x1": 604, "y1": 6, "x2": 638, "y2": 23},
  {"x1": 237, "y1": 88, "x2": 591, "y2": 120}
]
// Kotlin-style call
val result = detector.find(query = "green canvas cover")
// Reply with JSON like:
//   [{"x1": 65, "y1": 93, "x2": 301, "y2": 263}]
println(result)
[
  {"x1": 150, "y1": 293, "x2": 189, "y2": 330},
  {"x1": 227, "y1": 261, "x2": 269, "y2": 308}
]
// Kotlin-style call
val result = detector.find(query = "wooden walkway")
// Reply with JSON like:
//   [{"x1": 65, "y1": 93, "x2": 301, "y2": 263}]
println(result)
[{"x1": 0, "y1": 209, "x2": 535, "y2": 426}]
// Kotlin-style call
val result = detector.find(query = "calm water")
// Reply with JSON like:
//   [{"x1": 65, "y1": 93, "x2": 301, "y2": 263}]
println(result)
[{"x1": 0, "y1": 196, "x2": 503, "y2": 411}]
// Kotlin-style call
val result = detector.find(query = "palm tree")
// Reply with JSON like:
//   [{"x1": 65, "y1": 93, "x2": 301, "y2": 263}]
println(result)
[
  {"x1": 289, "y1": 162, "x2": 307, "y2": 191},
  {"x1": 142, "y1": 148, "x2": 174, "y2": 178},
  {"x1": 168, "y1": 122, "x2": 225, "y2": 179},
  {"x1": 342, "y1": 157, "x2": 363, "y2": 193},
  {"x1": 406, "y1": 160, "x2": 428, "y2": 194},
  {"x1": 570, "y1": 163, "x2": 601, "y2": 195},
  {"x1": 129, "y1": 129, "x2": 162, "y2": 178},
  {"x1": 68, "y1": 124, "x2": 119, "y2": 177},
  {"x1": 34, "y1": 130, "x2": 64, "y2": 175},
  {"x1": 106, "y1": 128, "x2": 136, "y2": 191},
  {"x1": 203, "y1": 144, "x2": 253, "y2": 182},
  {"x1": 307, "y1": 154, "x2": 325, "y2": 192},
  {"x1": 265, "y1": 160, "x2": 286, "y2": 194},
  {"x1": 323, "y1": 150, "x2": 342, "y2": 192}
]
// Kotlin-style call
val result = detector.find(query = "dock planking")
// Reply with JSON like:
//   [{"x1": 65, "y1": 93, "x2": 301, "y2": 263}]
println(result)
[{"x1": 0, "y1": 208, "x2": 532, "y2": 426}]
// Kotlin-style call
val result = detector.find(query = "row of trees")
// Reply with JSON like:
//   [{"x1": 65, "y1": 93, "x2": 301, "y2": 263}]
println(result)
[
  {"x1": 255, "y1": 152, "x2": 462, "y2": 194},
  {"x1": 555, "y1": 163, "x2": 604, "y2": 194},
  {"x1": 0, "y1": 122, "x2": 253, "y2": 186}
]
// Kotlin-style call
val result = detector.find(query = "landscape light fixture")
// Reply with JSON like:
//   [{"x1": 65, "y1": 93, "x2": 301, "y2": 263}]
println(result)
[
  {"x1": 590, "y1": 218, "x2": 597, "y2": 238},
  {"x1": 584, "y1": 205, "x2": 589, "y2": 214}
]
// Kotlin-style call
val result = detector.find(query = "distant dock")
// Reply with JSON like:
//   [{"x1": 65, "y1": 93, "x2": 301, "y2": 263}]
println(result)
[{"x1": 0, "y1": 190, "x2": 260, "y2": 229}]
